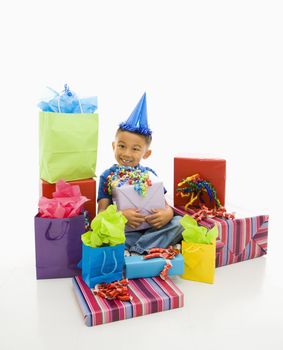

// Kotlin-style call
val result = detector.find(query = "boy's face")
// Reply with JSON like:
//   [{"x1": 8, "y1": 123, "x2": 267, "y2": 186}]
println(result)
[{"x1": 112, "y1": 131, "x2": 152, "y2": 167}]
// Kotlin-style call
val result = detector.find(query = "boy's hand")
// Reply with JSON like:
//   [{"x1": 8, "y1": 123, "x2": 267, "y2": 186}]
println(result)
[
  {"x1": 145, "y1": 205, "x2": 174, "y2": 229},
  {"x1": 122, "y1": 209, "x2": 146, "y2": 229}
]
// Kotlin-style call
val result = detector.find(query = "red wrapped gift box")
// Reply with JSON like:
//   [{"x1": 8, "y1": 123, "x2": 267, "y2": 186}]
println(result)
[
  {"x1": 72, "y1": 275, "x2": 184, "y2": 326},
  {"x1": 41, "y1": 178, "x2": 96, "y2": 221},
  {"x1": 174, "y1": 157, "x2": 226, "y2": 209}
]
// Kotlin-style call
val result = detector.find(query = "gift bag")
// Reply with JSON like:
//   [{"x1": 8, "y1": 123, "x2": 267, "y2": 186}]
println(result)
[
  {"x1": 34, "y1": 214, "x2": 85, "y2": 279},
  {"x1": 39, "y1": 111, "x2": 99, "y2": 183},
  {"x1": 81, "y1": 243, "x2": 125, "y2": 288},
  {"x1": 181, "y1": 240, "x2": 216, "y2": 284}
]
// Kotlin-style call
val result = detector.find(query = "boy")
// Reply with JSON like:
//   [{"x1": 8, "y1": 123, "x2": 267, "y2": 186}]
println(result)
[{"x1": 97, "y1": 93, "x2": 183, "y2": 254}]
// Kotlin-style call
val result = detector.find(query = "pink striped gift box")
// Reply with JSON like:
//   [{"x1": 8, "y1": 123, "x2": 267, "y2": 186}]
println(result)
[
  {"x1": 174, "y1": 206, "x2": 268, "y2": 267},
  {"x1": 72, "y1": 275, "x2": 184, "y2": 326}
]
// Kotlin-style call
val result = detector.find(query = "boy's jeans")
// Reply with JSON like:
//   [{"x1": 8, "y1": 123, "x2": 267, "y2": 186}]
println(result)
[{"x1": 125, "y1": 215, "x2": 183, "y2": 254}]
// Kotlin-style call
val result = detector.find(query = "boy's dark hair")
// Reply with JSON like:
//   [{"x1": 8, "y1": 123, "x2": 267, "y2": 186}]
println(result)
[{"x1": 116, "y1": 128, "x2": 152, "y2": 146}]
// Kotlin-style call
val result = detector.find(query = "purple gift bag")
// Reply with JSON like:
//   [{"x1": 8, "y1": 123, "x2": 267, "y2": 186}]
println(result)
[{"x1": 34, "y1": 214, "x2": 85, "y2": 279}]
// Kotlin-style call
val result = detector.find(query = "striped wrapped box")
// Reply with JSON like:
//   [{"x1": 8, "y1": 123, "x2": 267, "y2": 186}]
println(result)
[
  {"x1": 72, "y1": 275, "x2": 184, "y2": 327},
  {"x1": 174, "y1": 207, "x2": 268, "y2": 267},
  {"x1": 214, "y1": 214, "x2": 268, "y2": 267}
]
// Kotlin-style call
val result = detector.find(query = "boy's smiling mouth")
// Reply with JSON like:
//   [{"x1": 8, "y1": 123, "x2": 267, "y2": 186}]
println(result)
[{"x1": 121, "y1": 158, "x2": 132, "y2": 165}]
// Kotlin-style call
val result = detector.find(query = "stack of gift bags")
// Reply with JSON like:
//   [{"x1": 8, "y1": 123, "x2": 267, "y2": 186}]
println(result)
[{"x1": 35, "y1": 85, "x2": 99, "y2": 279}]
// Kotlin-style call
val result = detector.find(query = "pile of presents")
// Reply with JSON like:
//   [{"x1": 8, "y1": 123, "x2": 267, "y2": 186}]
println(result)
[{"x1": 35, "y1": 87, "x2": 269, "y2": 327}]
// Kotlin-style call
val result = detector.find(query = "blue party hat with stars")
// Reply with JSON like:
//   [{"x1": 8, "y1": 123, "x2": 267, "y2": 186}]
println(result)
[{"x1": 119, "y1": 93, "x2": 152, "y2": 136}]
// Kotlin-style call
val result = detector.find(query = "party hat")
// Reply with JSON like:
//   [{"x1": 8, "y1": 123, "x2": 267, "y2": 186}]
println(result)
[{"x1": 119, "y1": 93, "x2": 152, "y2": 136}]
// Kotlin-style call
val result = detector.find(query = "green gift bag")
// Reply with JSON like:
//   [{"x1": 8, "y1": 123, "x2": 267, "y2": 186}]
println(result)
[{"x1": 39, "y1": 111, "x2": 99, "y2": 183}]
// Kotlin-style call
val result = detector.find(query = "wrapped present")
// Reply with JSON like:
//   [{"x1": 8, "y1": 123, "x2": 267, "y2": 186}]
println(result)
[
  {"x1": 174, "y1": 157, "x2": 226, "y2": 209},
  {"x1": 41, "y1": 178, "x2": 96, "y2": 221},
  {"x1": 124, "y1": 254, "x2": 184, "y2": 279},
  {"x1": 174, "y1": 206, "x2": 268, "y2": 267},
  {"x1": 213, "y1": 214, "x2": 268, "y2": 267},
  {"x1": 72, "y1": 275, "x2": 184, "y2": 326},
  {"x1": 112, "y1": 173, "x2": 165, "y2": 232}
]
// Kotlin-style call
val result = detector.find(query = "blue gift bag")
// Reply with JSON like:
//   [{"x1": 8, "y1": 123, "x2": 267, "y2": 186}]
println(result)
[{"x1": 81, "y1": 243, "x2": 125, "y2": 288}]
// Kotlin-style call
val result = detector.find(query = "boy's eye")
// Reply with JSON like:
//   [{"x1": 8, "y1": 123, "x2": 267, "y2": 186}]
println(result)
[
  {"x1": 118, "y1": 144, "x2": 125, "y2": 149},
  {"x1": 133, "y1": 148, "x2": 140, "y2": 151}
]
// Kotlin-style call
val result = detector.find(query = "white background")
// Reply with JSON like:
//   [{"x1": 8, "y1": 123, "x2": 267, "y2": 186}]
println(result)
[{"x1": 0, "y1": 1, "x2": 283, "y2": 349}]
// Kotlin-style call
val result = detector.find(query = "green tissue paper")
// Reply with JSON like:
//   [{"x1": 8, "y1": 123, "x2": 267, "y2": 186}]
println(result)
[
  {"x1": 180, "y1": 215, "x2": 218, "y2": 245},
  {"x1": 81, "y1": 204, "x2": 127, "y2": 248}
]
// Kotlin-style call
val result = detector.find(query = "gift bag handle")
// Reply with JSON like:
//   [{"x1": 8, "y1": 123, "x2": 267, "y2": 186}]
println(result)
[
  {"x1": 45, "y1": 220, "x2": 70, "y2": 241},
  {"x1": 100, "y1": 250, "x2": 118, "y2": 276},
  {"x1": 57, "y1": 84, "x2": 84, "y2": 113},
  {"x1": 183, "y1": 246, "x2": 202, "y2": 254}
]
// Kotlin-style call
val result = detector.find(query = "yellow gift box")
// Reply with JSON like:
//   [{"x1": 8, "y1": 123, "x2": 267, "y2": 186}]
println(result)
[{"x1": 181, "y1": 239, "x2": 216, "y2": 284}]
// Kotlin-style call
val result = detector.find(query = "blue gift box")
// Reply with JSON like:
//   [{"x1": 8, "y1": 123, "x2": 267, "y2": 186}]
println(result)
[{"x1": 124, "y1": 254, "x2": 184, "y2": 279}]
